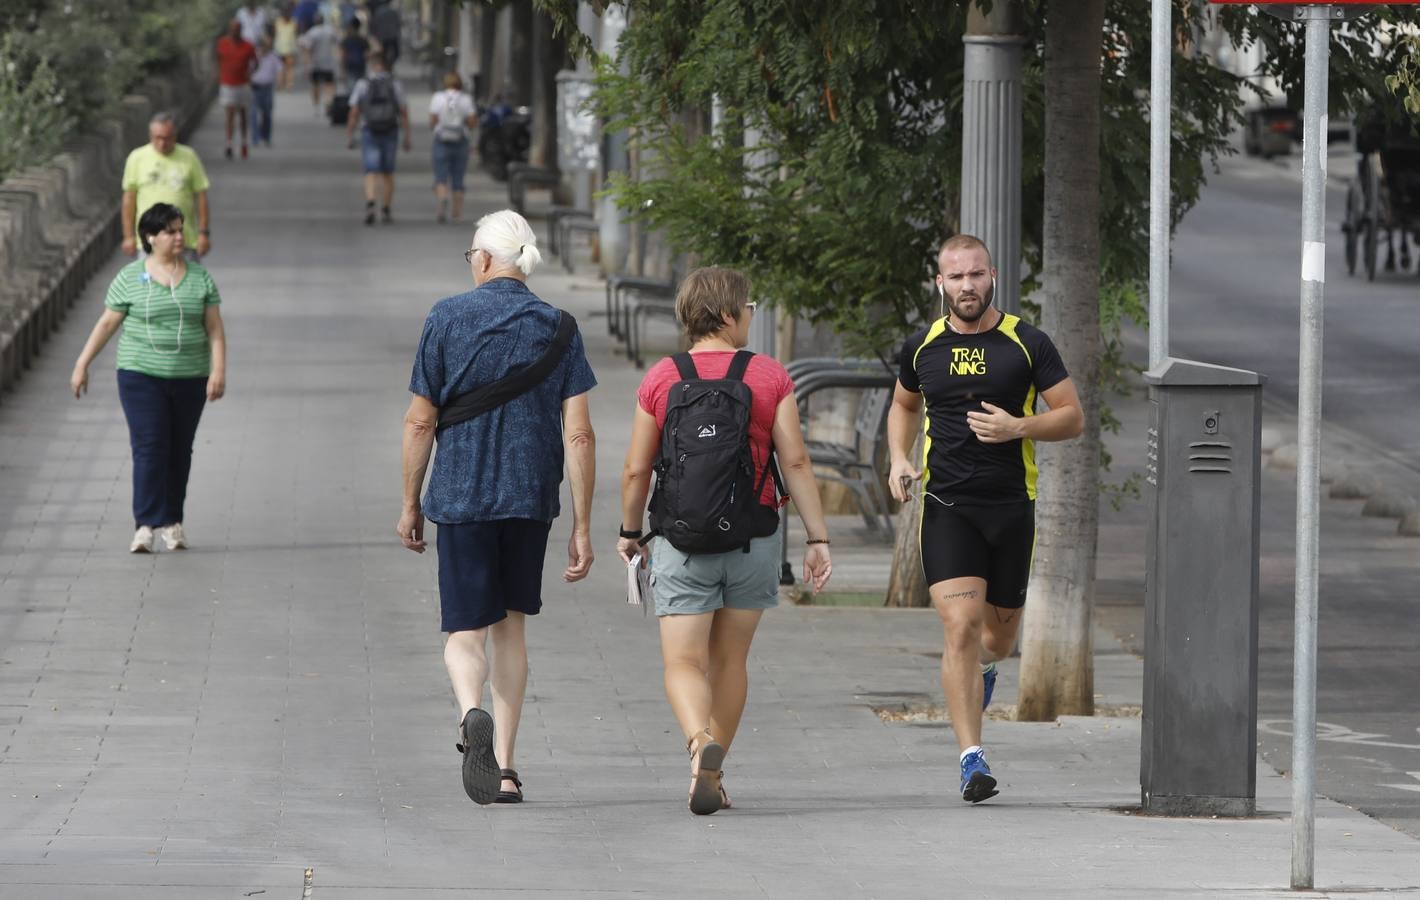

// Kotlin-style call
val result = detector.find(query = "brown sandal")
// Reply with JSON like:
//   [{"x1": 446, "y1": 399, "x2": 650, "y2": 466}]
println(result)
[
  {"x1": 717, "y1": 771, "x2": 731, "y2": 810},
  {"x1": 686, "y1": 729, "x2": 724, "y2": 816}
]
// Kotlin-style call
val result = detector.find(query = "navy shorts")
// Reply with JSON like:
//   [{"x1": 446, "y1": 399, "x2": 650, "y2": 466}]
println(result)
[
  {"x1": 920, "y1": 498, "x2": 1035, "y2": 609},
  {"x1": 435, "y1": 519, "x2": 553, "y2": 632}
]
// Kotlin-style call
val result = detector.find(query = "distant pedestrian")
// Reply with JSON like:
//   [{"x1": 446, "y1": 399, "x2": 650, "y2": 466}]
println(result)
[
  {"x1": 616, "y1": 267, "x2": 832, "y2": 815},
  {"x1": 70, "y1": 203, "x2": 229, "y2": 555},
  {"x1": 293, "y1": 0, "x2": 319, "y2": 33},
  {"x1": 299, "y1": 12, "x2": 339, "y2": 114},
  {"x1": 339, "y1": 19, "x2": 368, "y2": 85},
  {"x1": 249, "y1": 38, "x2": 282, "y2": 147},
  {"x1": 216, "y1": 18, "x2": 257, "y2": 159},
  {"x1": 336, "y1": 0, "x2": 359, "y2": 29},
  {"x1": 397, "y1": 210, "x2": 597, "y2": 806},
  {"x1": 235, "y1": 0, "x2": 269, "y2": 46},
  {"x1": 121, "y1": 112, "x2": 212, "y2": 259},
  {"x1": 345, "y1": 52, "x2": 411, "y2": 225},
  {"x1": 429, "y1": 72, "x2": 476, "y2": 223},
  {"x1": 886, "y1": 234, "x2": 1083, "y2": 804},
  {"x1": 273, "y1": 5, "x2": 299, "y2": 89},
  {"x1": 369, "y1": 1, "x2": 402, "y2": 67}
]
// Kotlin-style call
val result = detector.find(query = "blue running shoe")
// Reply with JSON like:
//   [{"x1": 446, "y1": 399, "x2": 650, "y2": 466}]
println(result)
[
  {"x1": 960, "y1": 750, "x2": 999, "y2": 803},
  {"x1": 982, "y1": 662, "x2": 998, "y2": 711}
]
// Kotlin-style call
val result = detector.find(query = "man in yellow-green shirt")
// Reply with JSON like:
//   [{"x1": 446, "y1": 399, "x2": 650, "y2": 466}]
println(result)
[{"x1": 121, "y1": 112, "x2": 213, "y2": 258}]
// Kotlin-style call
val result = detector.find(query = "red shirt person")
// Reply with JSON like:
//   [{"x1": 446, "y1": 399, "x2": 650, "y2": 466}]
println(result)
[{"x1": 215, "y1": 19, "x2": 257, "y2": 159}]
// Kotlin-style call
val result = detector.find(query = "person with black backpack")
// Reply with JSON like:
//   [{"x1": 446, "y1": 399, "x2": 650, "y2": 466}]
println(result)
[
  {"x1": 615, "y1": 267, "x2": 833, "y2": 816},
  {"x1": 344, "y1": 52, "x2": 411, "y2": 225}
]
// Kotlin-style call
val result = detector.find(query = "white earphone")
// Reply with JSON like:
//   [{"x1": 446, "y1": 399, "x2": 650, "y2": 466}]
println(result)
[{"x1": 141, "y1": 265, "x2": 184, "y2": 355}]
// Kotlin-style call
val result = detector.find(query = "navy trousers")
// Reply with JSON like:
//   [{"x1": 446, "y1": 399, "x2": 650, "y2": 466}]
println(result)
[
  {"x1": 116, "y1": 370, "x2": 207, "y2": 528},
  {"x1": 251, "y1": 83, "x2": 275, "y2": 145}
]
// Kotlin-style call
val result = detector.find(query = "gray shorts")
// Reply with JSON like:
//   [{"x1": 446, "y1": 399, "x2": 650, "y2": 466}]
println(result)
[
  {"x1": 650, "y1": 535, "x2": 780, "y2": 617},
  {"x1": 219, "y1": 83, "x2": 252, "y2": 108}
]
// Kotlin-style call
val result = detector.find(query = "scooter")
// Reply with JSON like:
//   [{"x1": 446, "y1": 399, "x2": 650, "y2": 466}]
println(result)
[{"x1": 476, "y1": 100, "x2": 532, "y2": 181}]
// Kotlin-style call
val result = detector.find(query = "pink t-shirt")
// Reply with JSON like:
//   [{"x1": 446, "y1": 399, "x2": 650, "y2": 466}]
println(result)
[{"x1": 636, "y1": 350, "x2": 795, "y2": 507}]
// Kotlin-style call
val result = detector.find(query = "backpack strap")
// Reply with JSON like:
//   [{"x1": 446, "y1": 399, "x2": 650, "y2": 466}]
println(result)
[
  {"x1": 725, "y1": 349, "x2": 754, "y2": 382},
  {"x1": 672, "y1": 352, "x2": 698, "y2": 382}
]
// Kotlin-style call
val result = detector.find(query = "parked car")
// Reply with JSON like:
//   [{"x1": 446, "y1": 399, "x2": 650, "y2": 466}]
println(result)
[{"x1": 1243, "y1": 106, "x2": 1299, "y2": 158}]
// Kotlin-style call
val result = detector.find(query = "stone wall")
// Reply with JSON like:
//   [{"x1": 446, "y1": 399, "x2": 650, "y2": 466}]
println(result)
[{"x1": 0, "y1": 49, "x2": 215, "y2": 399}]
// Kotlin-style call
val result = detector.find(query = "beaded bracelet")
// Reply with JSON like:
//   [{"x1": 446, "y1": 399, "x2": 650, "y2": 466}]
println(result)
[{"x1": 805, "y1": 538, "x2": 831, "y2": 546}]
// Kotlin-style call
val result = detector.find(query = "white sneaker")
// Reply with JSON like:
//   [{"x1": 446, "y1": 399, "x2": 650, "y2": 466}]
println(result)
[
  {"x1": 129, "y1": 526, "x2": 155, "y2": 553},
  {"x1": 159, "y1": 523, "x2": 187, "y2": 551}
]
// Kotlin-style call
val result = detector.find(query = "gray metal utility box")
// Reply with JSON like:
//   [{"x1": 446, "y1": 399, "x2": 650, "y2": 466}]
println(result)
[{"x1": 1141, "y1": 358, "x2": 1265, "y2": 817}]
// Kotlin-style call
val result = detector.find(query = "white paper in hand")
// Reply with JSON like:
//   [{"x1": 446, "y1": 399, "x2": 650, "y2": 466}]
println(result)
[{"x1": 627, "y1": 554, "x2": 653, "y2": 611}]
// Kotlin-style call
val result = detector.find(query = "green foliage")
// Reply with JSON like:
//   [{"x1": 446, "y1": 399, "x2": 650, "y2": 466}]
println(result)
[
  {"x1": 560, "y1": 0, "x2": 1418, "y2": 359},
  {"x1": 0, "y1": 31, "x2": 71, "y2": 180},
  {"x1": 0, "y1": 0, "x2": 230, "y2": 182},
  {"x1": 591, "y1": 1, "x2": 965, "y2": 356},
  {"x1": 1211, "y1": 3, "x2": 1420, "y2": 120},
  {"x1": 1386, "y1": 33, "x2": 1420, "y2": 117},
  {"x1": 577, "y1": 0, "x2": 1252, "y2": 358}
]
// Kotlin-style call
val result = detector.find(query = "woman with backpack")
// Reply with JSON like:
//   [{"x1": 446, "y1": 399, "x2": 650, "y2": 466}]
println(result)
[
  {"x1": 616, "y1": 267, "x2": 833, "y2": 816},
  {"x1": 428, "y1": 72, "x2": 477, "y2": 223}
]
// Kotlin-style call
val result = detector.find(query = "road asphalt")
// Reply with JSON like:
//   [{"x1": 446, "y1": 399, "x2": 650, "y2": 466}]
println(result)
[{"x1": 0, "y1": 82, "x2": 1417, "y2": 898}]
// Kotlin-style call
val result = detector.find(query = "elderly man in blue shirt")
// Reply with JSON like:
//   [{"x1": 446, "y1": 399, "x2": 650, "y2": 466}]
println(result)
[{"x1": 398, "y1": 209, "x2": 597, "y2": 806}]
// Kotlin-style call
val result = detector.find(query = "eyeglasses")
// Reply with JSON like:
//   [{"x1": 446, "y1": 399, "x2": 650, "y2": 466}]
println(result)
[
  {"x1": 745, "y1": 301, "x2": 758, "y2": 314},
  {"x1": 463, "y1": 247, "x2": 488, "y2": 264}
]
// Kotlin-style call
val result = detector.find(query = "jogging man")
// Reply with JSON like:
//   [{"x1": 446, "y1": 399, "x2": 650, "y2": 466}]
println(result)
[
  {"x1": 398, "y1": 209, "x2": 597, "y2": 805},
  {"x1": 345, "y1": 52, "x2": 411, "y2": 225},
  {"x1": 120, "y1": 112, "x2": 211, "y2": 259},
  {"x1": 887, "y1": 234, "x2": 1083, "y2": 803}
]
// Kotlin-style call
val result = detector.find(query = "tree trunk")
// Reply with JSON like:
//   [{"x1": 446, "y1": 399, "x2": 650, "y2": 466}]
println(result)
[
  {"x1": 884, "y1": 435, "x2": 928, "y2": 608},
  {"x1": 1015, "y1": 0, "x2": 1105, "y2": 721},
  {"x1": 529, "y1": 9, "x2": 567, "y2": 170}
]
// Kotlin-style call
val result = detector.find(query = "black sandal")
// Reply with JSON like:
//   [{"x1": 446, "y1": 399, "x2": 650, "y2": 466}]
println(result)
[
  {"x1": 494, "y1": 768, "x2": 523, "y2": 804},
  {"x1": 455, "y1": 709, "x2": 501, "y2": 805}
]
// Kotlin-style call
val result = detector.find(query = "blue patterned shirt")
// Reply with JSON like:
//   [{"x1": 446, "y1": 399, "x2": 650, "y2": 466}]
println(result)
[{"x1": 410, "y1": 278, "x2": 597, "y2": 524}]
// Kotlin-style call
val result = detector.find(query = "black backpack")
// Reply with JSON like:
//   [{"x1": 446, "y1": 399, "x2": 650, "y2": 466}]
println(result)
[
  {"x1": 362, "y1": 77, "x2": 400, "y2": 134},
  {"x1": 648, "y1": 350, "x2": 778, "y2": 554}
]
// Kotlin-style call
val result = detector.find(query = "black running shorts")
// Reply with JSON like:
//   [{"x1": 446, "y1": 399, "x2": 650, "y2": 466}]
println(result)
[{"x1": 919, "y1": 498, "x2": 1036, "y2": 609}]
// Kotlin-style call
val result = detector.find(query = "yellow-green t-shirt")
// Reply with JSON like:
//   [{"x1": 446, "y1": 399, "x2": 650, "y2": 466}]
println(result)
[
  {"x1": 121, "y1": 143, "x2": 211, "y2": 245},
  {"x1": 105, "y1": 260, "x2": 222, "y2": 379}
]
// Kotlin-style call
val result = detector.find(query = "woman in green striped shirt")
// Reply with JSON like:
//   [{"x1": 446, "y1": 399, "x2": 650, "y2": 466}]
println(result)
[{"x1": 70, "y1": 203, "x2": 229, "y2": 553}]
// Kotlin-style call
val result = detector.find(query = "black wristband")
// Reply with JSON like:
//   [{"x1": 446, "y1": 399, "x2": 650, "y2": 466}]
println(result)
[{"x1": 619, "y1": 526, "x2": 644, "y2": 540}]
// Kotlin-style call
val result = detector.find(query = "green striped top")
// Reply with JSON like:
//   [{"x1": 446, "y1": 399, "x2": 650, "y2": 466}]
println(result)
[{"x1": 105, "y1": 260, "x2": 222, "y2": 379}]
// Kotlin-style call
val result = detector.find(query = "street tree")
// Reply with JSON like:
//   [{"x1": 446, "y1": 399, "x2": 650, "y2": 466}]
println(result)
[{"x1": 1017, "y1": 0, "x2": 1106, "y2": 721}]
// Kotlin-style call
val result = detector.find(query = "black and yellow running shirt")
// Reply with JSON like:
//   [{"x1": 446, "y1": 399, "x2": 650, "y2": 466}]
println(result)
[{"x1": 897, "y1": 313, "x2": 1069, "y2": 504}]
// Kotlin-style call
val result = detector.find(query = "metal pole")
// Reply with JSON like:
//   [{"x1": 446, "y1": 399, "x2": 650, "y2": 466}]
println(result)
[
  {"x1": 597, "y1": 7, "x2": 630, "y2": 276},
  {"x1": 1291, "y1": 4, "x2": 1331, "y2": 891},
  {"x1": 960, "y1": 3, "x2": 1025, "y2": 316},
  {"x1": 1148, "y1": 0, "x2": 1171, "y2": 369}
]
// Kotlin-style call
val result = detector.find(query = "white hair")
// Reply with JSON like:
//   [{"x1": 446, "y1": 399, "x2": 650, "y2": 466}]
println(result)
[{"x1": 474, "y1": 209, "x2": 542, "y2": 277}]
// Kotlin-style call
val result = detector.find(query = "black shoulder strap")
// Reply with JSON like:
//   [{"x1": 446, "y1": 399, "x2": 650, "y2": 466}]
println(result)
[
  {"x1": 725, "y1": 349, "x2": 754, "y2": 382},
  {"x1": 436, "y1": 311, "x2": 578, "y2": 434},
  {"x1": 672, "y1": 352, "x2": 698, "y2": 382}
]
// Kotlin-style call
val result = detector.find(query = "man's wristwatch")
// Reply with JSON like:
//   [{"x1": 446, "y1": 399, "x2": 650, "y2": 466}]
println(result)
[
  {"x1": 200, "y1": 229, "x2": 210, "y2": 237},
  {"x1": 619, "y1": 526, "x2": 643, "y2": 540}
]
